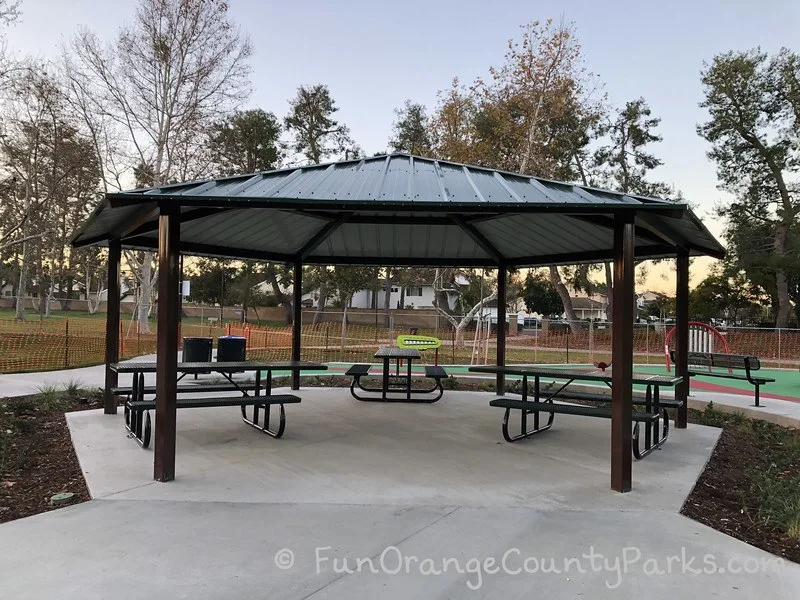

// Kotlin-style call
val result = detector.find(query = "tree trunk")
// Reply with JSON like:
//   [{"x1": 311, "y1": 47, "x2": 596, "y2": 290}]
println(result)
[
  {"x1": 137, "y1": 255, "x2": 153, "y2": 333},
  {"x1": 604, "y1": 262, "x2": 613, "y2": 321},
  {"x1": 774, "y1": 223, "x2": 792, "y2": 327},
  {"x1": 383, "y1": 270, "x2": 391, "y2": 326},
  {"x1": 265, "y1": 264, "x2": 293, "y2": 324},
  {"x1": 549, "y1": 266, "x2": 580, "y2": 330},
  {"x1": 15, "y1": 241, "x2": 28, "y2": 320},
  {"x1": 340, "y1": 303, "x2": 348, "y2": 350},
  {"x1": 313, "y1": 275, "x2": 328, "y2": 325}
]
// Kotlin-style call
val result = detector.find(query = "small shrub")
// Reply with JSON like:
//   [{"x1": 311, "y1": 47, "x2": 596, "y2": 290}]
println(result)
[
  {"x1": 36, "y1": 384, "x2": 68, "y2": 412},
  {"x1": 63, "y1": 379, "x2": 84, "y2": 400}
]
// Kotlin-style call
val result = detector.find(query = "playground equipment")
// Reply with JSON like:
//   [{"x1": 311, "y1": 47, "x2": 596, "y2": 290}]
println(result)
[
  {"x1": 397, "y1": 334, "x2": 442, "y2": 365},
  {"x1": 665, "y1": 321, "x2": 730, "y2": 371}
]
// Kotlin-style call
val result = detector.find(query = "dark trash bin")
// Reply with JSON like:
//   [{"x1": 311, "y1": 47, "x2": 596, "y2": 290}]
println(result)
[
  {"x1": 182, "y1": 337, "x2": 212, "y2": 378},
  {"x1": 217, "y1": 335, "x2": 247, "y2": 372}
]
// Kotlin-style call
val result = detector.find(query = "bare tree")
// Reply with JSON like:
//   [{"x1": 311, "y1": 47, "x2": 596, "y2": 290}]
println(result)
[{"x1": 67, "y1": 0, "x2": 252, "y2": 331}]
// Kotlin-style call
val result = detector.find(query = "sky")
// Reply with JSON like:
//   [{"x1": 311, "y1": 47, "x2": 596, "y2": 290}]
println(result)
[{"x1": 5, "y1": 0, "x2": 799, "y2": 292}]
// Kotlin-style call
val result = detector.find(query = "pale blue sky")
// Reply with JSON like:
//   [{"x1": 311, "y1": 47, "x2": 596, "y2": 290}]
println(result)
[{"x1": 6, "y1": 0, "x2": 799, "y2": 277}]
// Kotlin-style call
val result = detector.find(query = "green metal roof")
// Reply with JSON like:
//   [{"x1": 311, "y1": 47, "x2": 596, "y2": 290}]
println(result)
[{"x1": 72, "y1": 153, "x2": 725, "y2": 266}]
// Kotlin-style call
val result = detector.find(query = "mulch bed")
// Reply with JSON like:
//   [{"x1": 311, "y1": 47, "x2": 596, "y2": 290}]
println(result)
[
  {"x1": 681, "y1": 409, "x2": 800, "y2": 563},
  {"x1": 0, "y1": 393, "x2": 100, "y2": 524}
]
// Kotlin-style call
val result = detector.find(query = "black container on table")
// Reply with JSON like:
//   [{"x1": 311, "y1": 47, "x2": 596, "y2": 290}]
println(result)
[
  {"x1": 182, "y1": 337, "x2": 212, "y2": 379},
  {"x1": 217, "y1": 335, "x2": 247, "y2": 372}
]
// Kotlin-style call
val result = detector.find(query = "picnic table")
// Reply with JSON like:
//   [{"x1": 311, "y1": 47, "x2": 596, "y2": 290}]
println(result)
[
  {"x1": 345, "y1": 347, "x2": 449, "y2": 403},
  {"x1": 469, "y1": 365, "x2": 683, "y2": 458},
  {"x1": 110, "y1": 360, "x2": 326, "y2": 447}
]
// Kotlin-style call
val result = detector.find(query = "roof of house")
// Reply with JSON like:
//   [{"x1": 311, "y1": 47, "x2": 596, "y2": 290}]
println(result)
[{"x1": 571, "y1": 297, "x2": 606, "y2": 310}]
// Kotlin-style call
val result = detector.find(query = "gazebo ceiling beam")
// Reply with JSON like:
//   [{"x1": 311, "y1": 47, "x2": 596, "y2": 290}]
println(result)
[
  {"x1": 449, "y1": 214, "x2": 504, "y2": 264},
  {"x1": 302, "y1": 255, "x2": 500, "y2": 268},
  {"x1": 505, "y1": 244, "x2": 679, "y2": 268},
  {"x1": 71, "y1": 202, "x2": 159, "y2": 248},
  {"x1": 123, "y1": 207, "x2": 235, "y2": 239},
  {"x1": 566, "y1": 214, "x2": 675, "y2": 248},
  {"x1": 121, "y1": 236, "x2": 294, "y2": 263},
  {"x1": 296, "y1": 212, "x2": 352, "y2": 260}
]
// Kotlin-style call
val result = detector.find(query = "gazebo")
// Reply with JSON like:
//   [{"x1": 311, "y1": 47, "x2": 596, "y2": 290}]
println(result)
[{"x1": 72, "y1": 153, "x2": 725, "y2": 492}]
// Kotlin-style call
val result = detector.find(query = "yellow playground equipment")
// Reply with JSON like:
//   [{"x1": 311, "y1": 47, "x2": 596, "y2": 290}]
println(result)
[{"x1": 396, "y1": 334, "x2": 441, "y2": 365}]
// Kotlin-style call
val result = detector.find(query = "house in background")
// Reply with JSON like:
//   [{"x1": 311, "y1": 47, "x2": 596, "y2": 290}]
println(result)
[
  {"x1": 570, "y1": 297, "x2": 607, "y2": 320},
  {"x1": 349, "y1": 282, "x2": 459, "y2": 310}
]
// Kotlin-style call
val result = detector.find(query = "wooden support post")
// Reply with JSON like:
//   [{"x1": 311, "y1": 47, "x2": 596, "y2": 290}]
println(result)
[
  {"x1": 154, "y1": 204, "x2": 180, "y2": 482},
  {"x1": 292, "y1": 261, "x2": 303, "y2": 390},
  {"x1": 611, "y1": 213, "x2": 635, "y2": 493},
  {"x1": 496, "y1": 265, "x2": 507, "y2": 395},
  {"x1": 675, "y1": 249, "x2": 690, "y2": 428},
  {"x1": 103, "y1": 239, "x2": 121, "y2": 415}
]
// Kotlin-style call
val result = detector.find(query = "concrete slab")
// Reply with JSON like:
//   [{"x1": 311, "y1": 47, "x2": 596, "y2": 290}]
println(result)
[
  {"x1": 0, "y1": 500, "x2": 796, "y2": 600},
  {"x1": 3, "y1": 384, "x2": 797, "y2": 598},
  {"x1": 67, "y1": 388, "x2": 719, "y2": 511}
]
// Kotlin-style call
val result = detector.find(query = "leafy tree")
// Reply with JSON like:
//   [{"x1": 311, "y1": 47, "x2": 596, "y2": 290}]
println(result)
[
  {"x1": 326, "y1": 266, "x2": 380, "y2": 345},
  {"x1": 593, "y1": 98, "x2": 670, "y2": 197},
  {"x1": 523, "y1": 272, "x2": 563, "y2": 317},
  {"x1": 209, "y1": 109, "x2": 282, "y2": 175},
  {"x1": 428, "y1": 78, "x2": 478, "y2": 164},
  {"x1": 0, "y1": 66, "x2": 102, "y2": 320},
  {"x1": 592, "y1": 97, "x2": 672, "y2": 317},
  {"x1": 390, "y1": 100, "x2": 432, "y2": 155},
  {"x1": 285, "y1": 84, "x2": 356, "y2": 164},
  {"x1": 689, "y1": 267, "x2": 767, "y2": 324},
  {"x1": 698, "y1": 48, "x2": 800, "y2": 327},
  {"x1": 187, "y1": 259, "x2": 238, "y2": 307}
]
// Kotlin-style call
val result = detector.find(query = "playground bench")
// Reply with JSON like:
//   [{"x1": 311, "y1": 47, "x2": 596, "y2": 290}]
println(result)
[{"x1": 671, "y1": 350, "x2": 774, "y2": 407}]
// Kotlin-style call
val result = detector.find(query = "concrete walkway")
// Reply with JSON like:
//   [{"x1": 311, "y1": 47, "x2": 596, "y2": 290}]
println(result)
[{"x1": 1, "y1": 385, "x2": 798, "y2": 598}]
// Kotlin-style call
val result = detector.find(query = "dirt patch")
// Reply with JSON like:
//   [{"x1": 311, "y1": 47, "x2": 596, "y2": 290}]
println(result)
[{"x1": 0, "y1": 390, "x2": 102, "y2": 524}]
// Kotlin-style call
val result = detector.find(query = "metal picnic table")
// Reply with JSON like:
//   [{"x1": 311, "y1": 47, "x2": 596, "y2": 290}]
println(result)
[{"x1": 469, "y1": 365, "x2": 683, "y2": 458}]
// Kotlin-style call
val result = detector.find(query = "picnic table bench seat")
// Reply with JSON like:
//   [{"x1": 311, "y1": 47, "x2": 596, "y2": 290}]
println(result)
[
  {"x1": 112, "y1": 382, "x2": 260, "y2": 399},
  {"x1": 538, "y1": 389, "x2": 684, "y2": 410},
  {"x1": 424, "y1": 365, "x2": 448, "y2": 380},
  {"x1": 345, "y1": 364, "x2": 372, "y2": 377},
  {"x1": 124, "y1": 394, "x2": 301, "y2": 448},
  {"x1": 671, "y1": 350, "x2": 774, "y2": 406},
  {"x1": 489, "y1": 398, "x2": 665, "y2": 459}
]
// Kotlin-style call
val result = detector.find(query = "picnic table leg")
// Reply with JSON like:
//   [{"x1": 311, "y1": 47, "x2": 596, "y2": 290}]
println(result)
[
  {"x1": 382, "y1": 357, "x2": 390, "y2": 401},
  {"x1": 653, "y1": 385, "x2": 661, "y2": 444},
  {"x1": 645, "y1": 385, "x2": 652, "y2": 450},
  {"x1": 264, "y1": 370, "x2": 272, "y2": 432},
  {"x1": 521, "y1": 375, "x2": 528, "y2": 436},
  {"x1": 252, "y1": 371, "x2": 260, "y2": 426},
  {"x1": 407, "y1": 358, "x2": 412, "y2": 401}
]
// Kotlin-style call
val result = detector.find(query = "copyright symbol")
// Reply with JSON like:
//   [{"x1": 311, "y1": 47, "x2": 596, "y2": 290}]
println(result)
[{"x1": 274, "y1": 548, "x2": 295, "y2": 570}]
